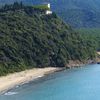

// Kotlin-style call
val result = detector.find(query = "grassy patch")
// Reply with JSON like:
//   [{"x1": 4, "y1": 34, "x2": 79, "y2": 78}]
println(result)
[{"x1": 32, "y1": 5, "x2": 50, "y2": 10}]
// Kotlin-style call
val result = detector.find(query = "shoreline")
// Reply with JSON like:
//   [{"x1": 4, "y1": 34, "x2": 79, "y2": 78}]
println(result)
[
  {"x1": 0, "y1": 60, "x2": 96, "y2": 95},
  {"x1": 0, "y1": 67, "x2": 63, "y2": 94}
]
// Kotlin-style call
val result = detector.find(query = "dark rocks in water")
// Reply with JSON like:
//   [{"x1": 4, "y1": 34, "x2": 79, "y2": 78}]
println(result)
[{"x1": 97, "y1": 62, "x2": 100, "y2": 64}]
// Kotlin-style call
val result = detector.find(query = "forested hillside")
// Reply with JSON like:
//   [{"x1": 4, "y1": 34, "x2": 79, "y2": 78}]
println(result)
[
  {"x1": 77, "y1": 28, "x2": 100, "y2": 51},
  {"x1": 0, "y1": 3, "x2": 96, "y2": 76},
  {"x1": 1, "y1": 0, "x2": 100, "y2": 28}
]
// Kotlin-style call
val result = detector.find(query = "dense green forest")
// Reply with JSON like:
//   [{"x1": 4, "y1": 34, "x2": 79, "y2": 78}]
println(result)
[
  {"x1": 0, "y1": 2, "x2": 96, "y2": 76},
  {"x1": 1, "y1": 0, "x2": 100, "y2": 28},
  {"x1": 76, "y1": 28, "x2": 100, "y2": 51}
]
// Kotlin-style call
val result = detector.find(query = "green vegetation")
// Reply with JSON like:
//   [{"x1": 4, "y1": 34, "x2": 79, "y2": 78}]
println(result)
[
  {"x1": 58, "y1": 9, "x2": 100, "y2": 28},
  {"x1": 1, "y1": 0, "x2": 100, "y2": 28},
  {"x1": 76, "y1": 28, "x2": 100, "y2": 51},
  {"x1": 0, "y1": 3, "x2": 96, "y2": 76},
  {"x1": 32, "y1": 5, "x2": 50, "y2": 10}
]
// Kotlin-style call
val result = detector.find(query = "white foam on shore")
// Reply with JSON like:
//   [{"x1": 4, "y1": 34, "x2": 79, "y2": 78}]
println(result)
[
  {"x1": 4, "y1": 92, "x2": 18, "y2": 96},
  {"x1": 38, "y1": 75, "x2": 43, "y2": 78}
]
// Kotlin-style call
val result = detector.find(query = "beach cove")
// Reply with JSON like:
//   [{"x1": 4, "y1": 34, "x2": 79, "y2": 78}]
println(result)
[
  {"x1": 0, "y1": 64, "x2": 100, "y2": 100},
  {"x1": 0, "y1": 67, "x2": 61, "y2": 94}
]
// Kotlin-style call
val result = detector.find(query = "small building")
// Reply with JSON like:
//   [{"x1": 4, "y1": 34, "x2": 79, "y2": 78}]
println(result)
[
  {"x1": 47, "y1": 3, "x2": 50, "y2": 9},
  {"x1": 46, "y1": 10, "x2": 52, "y2": 15},
  {"x1": 45, "y1": 3, "x2": 52, "y2": 15}
]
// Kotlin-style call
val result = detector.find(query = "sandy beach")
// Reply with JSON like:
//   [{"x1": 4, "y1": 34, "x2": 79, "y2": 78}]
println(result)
[{"x1": 0, "y1": 67, "x2": 60, "y2": 94}]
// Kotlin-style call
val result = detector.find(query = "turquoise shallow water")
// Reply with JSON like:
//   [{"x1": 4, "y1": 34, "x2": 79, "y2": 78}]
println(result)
[{"x1": 0, "y1": 64, "x2": 100, "y2": 100}]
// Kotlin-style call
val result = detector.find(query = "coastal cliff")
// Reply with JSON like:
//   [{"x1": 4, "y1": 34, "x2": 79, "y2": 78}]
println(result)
[
  {"x1": 0, "y1": 2, "x2": 96, "y2": 76},
  {"x1": 66, "y1": 60, "x2": 96, "y2": 68},
  {"x1": 96, "y1": 52, "x2": 100, "y2": 64}
]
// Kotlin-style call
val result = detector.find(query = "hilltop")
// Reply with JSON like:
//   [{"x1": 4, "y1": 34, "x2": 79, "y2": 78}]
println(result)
[
  {"x1": 1, "y1": 0, "x2": 100, "y2": 28},
  {"x1": 0, "y1": 3, "x2": 96, "y2": 76}
]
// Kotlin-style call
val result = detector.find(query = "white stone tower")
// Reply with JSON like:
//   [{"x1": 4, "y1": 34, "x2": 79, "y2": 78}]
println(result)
[{"x1": 47, "y1": 3, "x2": 50, "y2": 9}]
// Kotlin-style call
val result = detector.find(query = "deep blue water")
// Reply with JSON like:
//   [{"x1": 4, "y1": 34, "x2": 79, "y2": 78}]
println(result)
[{"x1": 0, "y1": 64, "x2": 100, "y2": 100}]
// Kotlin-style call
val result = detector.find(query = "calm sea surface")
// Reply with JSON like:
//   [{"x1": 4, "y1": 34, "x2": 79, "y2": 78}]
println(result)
[{"x1": 0, "y1": 64, "x2": 100, "y2": 100}]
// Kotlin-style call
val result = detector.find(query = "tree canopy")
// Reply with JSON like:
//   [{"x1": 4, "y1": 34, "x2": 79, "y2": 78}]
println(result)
[{"x1": 0, "y1": 2, "x2": 96, "y2": 76}]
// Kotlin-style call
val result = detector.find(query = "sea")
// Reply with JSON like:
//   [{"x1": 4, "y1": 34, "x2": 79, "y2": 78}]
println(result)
[{"x1": 0, "y1": 64, "x2": 100, "y2": 100}]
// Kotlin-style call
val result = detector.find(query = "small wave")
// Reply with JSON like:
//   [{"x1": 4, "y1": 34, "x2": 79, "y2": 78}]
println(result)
[
  {"x1": 4, "y1": 92, "x2": 18, "y2": 96},
  {"x1": 38, "y1": 76, "x2": 43, "y2": 78},
  {"x1": 16, "y1": 85, "x2": 19, "y2": 88}
]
